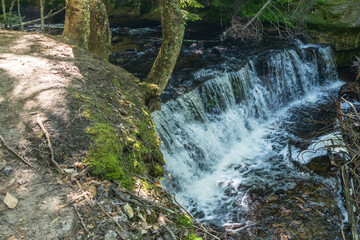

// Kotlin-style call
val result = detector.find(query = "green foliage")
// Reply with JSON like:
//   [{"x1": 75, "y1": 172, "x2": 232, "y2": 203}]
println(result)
[
  {"x1": 188, "y1": 232, "x2": 202, "y2": 240},
  {"x1": 176, "y1": 214, "x2": 193, "y2": 227},
  {"x1": 239, "y1": 0, "x2": 296, "y2": 28},
  {"x1": 180, "y1": 0, "x2": 204, "y2": 8},
  {"x1": 181, "y1": 10, "x2": 202, "y2": 22},
  {"x1": 180, "y1": 0, "x2": 204, "y2": 22}
]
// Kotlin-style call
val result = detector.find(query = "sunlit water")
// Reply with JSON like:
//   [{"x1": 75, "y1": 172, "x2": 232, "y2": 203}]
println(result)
[{"x1": 153, "y1": 41, "x2": 347, "y2": 238}]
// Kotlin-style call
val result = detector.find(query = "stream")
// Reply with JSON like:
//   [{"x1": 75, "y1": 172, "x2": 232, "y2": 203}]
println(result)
[{"x1": 111, "y1": 24, "x2": 348, "y2": 239}]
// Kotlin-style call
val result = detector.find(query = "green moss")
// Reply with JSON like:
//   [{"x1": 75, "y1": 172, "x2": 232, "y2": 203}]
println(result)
[
  {"x1": 71, "y1": 76, "x2": 165, "y2": 190},
  {"x1": 154, "y1": 165, "x2": 164, "y2": 176},
  {"x1": 188, "y1": 232, "x2": 202, "y2": 240},
  {"x1": 84, "y1": 123, "x2": 135, "y2": 187},
  {"x1": 176, "y1": 215, "x2": 193, "y2": 227}
]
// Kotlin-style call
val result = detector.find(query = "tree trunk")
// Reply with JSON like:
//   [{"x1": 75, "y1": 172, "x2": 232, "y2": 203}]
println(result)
[
  {"x1": 8, "y1": 0, "x2": 15, "y2": 28},
  {"x1": 40, "y1": 0, "x2": 44, "y2": 32},
  {"x1": 17, "y1": 0, "x2": 23, "y2": 30},
  {"x1": 63, "y1": 0, "x2": 111, "y2": 58},
  {"x1": 145, "y1": 0, "x2": 185, "y2": 96},
  {"x1": 88, "y1": 0, "x2": 111, "y2": 58},
  {"x1": 63, "y1": 0, "x2": 91, "y2": 48},
  {"x1": 1, "y1": 0, "x2": 7, "y2": 28}
]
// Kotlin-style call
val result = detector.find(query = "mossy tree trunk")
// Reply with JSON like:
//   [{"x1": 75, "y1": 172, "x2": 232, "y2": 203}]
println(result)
[
  {"x1": 88, "y1": 0, "x2": 111, "y2": 58},
  {"x1": 40, "y1": 0, "x2": 44, "y2": 32},
  {"x1": 17, "y1": 0, "x2": 23, "y2": 30},
  {"x1": 63, "y1": 0, "x2": 111, "y2": 58},
  {"x1": 63, "y1": 0, "x2": 91, "y2": 48},
  {"x1": 145, "y1": 0, "x2": 185, "y2": 111},
  {"x1": 1, "y1": 0, "x2": 7, "y2": 28}
]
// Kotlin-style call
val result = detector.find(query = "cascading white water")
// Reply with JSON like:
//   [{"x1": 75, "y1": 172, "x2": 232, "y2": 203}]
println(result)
[{"x1": 152, "y1": 41, "x2": 344, "y2": 230}]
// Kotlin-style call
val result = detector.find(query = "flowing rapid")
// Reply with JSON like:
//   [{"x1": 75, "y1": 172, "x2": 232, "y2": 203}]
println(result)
[{"x1": 153, "y1": 41, "x2": 346, "y2": 238}]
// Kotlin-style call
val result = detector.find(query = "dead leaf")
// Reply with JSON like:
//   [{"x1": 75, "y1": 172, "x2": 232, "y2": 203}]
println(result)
[
  {"x1": 73, "y1": 162, "x2": 85, "y2": 169},
  {"x1": 4, "y1": 192, "x2": 18, "y2": 209},
  {"x1": 88, "y1": 186, "x2": 96, "y2": 198},
  {"x1": 123, "y1": 203, "x2": 134, "y2": 218},
  {"x1": 63, "y1": 168, "x2": 76, "y2": 174},
  {"x1": 121, "y1": 100, "x2": 131, "y2": 107},
  {"x1": 154, "y1": 182, "x2": 162, "y2": 188},
  {"x1": 158, "y1": 214, "x2": 166, "y2": 225}
]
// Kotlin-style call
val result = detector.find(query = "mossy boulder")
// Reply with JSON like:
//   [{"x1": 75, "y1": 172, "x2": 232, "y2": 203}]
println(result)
[{"x1": 306, "y1": 0, "x2": 360, "y2": 66}]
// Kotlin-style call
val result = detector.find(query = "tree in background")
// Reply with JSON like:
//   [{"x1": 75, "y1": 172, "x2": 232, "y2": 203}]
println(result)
[
  {"x1": 1, "y1": 0, "x2": 7, "y2": 28},
  {"x1": 144, "y1": 0, "x2": 185, "y2": 111},
  {"x1": 63, "y1": 0, "x2": 111, "y2": 58}
]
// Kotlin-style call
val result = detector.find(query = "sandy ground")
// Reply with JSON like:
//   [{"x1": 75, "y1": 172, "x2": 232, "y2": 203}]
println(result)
[{"x1": 0, "y1": 30, "x2": 85, "y2": 240}]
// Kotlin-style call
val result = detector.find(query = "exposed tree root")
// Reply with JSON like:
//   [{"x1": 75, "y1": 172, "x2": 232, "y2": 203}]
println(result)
[
  {"x1": 0, "y1": 133, "x2": 32, "y2": 168},
  {"x1": 36, "y1": 117, "x2": 65, "y2": 174}
]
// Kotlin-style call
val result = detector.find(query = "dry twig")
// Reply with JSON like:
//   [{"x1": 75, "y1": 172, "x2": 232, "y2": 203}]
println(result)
[
  {"x1": 36, "y1": 117, "x2": 64, "y2": 174},
  {"x1": 0, "y1": 133, "x2": 32, "y2": 168}
]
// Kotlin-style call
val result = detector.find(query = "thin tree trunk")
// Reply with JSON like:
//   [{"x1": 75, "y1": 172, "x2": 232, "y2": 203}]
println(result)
[
  {"x1": 17, "y1": 0, "x2": 23, "y2": 30},
  {"x1": 1, "y1": 0, "x2": 7, "y2": 28},
  {"x1": 40, "y1": 0, "x2": 44, "y2": 32},
  {"x1": 8, "y1": 0, "x2": 16, "y2": 28},
  {"x1": 145, "y1": 0, "x2": 185, "y2": 98},
  {"x1": 12, "y1": 7, "x2": 64, "y2": 28},
  {"x1": 243, "y1": 0, "x2": 272, "y2": 30}
]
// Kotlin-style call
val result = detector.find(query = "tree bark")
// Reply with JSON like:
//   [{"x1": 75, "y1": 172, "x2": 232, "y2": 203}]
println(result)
[
  {"x1": 1, "y1": 0, "x2": 7, "y2": 28},
  {"x1": 17, "y1": 0, "x2": 22, "y2": 30},
  {"x1": 63, "y1": 0, "x2": 91, "y2": 48},
  {"x1": 40, "y1": 0, "x2": 44, "y2": 32},
  {"x1": 8, "y1": 0, "x2": 15, "y2": 28},
  {"x1": 88, "y1": 0, "x2": 111, "y2": 58},
  {"x1": 145, "y1": 0, "x2": 185, "y2": 96},
  {"x1": 63, "y1": 0, "x2": 111, "y2": 58}
]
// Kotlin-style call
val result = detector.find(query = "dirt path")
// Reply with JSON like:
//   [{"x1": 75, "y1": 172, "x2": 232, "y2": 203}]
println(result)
[{"x1": 0, "y1": 31, "x2": 83, "y2": 239}]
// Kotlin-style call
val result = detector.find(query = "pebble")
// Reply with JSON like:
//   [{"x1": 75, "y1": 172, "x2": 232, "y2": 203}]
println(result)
[
  {"x1": 2, "y1": 166, "x2": 13, "y2": 176},
  {"x1": 104, "y1": 230, "x2": 117, "y2": 240},
  {"x1": 0, "y1": 160, "x2": 6, "y2": 170}
]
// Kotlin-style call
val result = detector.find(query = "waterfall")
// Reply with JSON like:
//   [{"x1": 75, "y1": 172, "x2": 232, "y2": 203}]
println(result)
[{"x1": 152, "y1": 41, "x2": 341, "y2": 227}]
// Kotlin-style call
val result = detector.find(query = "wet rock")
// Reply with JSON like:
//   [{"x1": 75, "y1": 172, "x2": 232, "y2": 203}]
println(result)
[
  {"x1": 104, "y1": 230, "x2": 117, "y2": 240},
  {"x1": 0, "y1": 160, "x2": 6, "y2": 170},
  {"x1": 123, "y1": 203, "x2": 134, "y2": 218},
  {"x1": 2, "y1": 166, "x2": 13, "y2": 176}
]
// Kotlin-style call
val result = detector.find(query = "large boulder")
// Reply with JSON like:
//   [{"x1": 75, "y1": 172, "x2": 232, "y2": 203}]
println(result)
[{"x1": 306, "y1": 0, "x2": 360, "y2": 66}]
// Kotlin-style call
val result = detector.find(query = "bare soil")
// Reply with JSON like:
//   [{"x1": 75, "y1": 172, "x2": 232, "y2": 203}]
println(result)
[{"x1": 0, "y1": 30, "x2": 82, "y2": 240}]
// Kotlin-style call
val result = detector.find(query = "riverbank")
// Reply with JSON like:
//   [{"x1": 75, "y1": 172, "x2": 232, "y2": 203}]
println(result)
[{"x1": 0, "y1": 30, "x2": 220, "y2": 240}]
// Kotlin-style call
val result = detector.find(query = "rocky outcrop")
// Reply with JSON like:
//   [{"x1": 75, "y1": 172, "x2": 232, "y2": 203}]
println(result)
[{"x1": 306, "y1": 0, "x2": 360, "y2": 66}]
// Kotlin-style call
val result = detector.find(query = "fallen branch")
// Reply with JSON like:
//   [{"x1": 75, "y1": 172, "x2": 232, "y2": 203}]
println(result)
[
  {"x1": 341, "y1": 164, "x2": 360, "y2": 240},
  {"x1": 74, "y1": 206, "x2": 91, "y2": 235},
  {"x1": 0, "y1": 133, "x2": 32, "y2": 168},
  {"x1": 112, "y1": 187, "x2": 176, "y2": 214},
  {"x1": 339, "y1": 213, "x2": 346, "y2": 240},
  {"x1": 170, "y1": 195, "x2": 221, "y2": 240},
  {"x1": 164, "y1": 225, "x2": 177, "y2": 240},
  {"x1": 96, "y1": 201, "x2": 126, "y2": 240},
  {"x1": 12, "y1": 7, "x2": 65, "y2": 28},
  {"x1": 243, "y1": 0, "x2": 272, "y2": 31},
  {"x1": 36, "y1": 117, "x2": 64, "y2": 174},
  {"x1": 341, "y1": 97, "x2": 360, "y2": 121}
]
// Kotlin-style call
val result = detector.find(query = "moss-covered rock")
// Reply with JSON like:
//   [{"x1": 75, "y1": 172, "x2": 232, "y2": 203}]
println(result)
[
  {"x1": 65, "y1": 43, "x2": 165, "y2": 190},
  {"x1": 306, "y1": 0, "x2": 360, "y2": 66}
]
